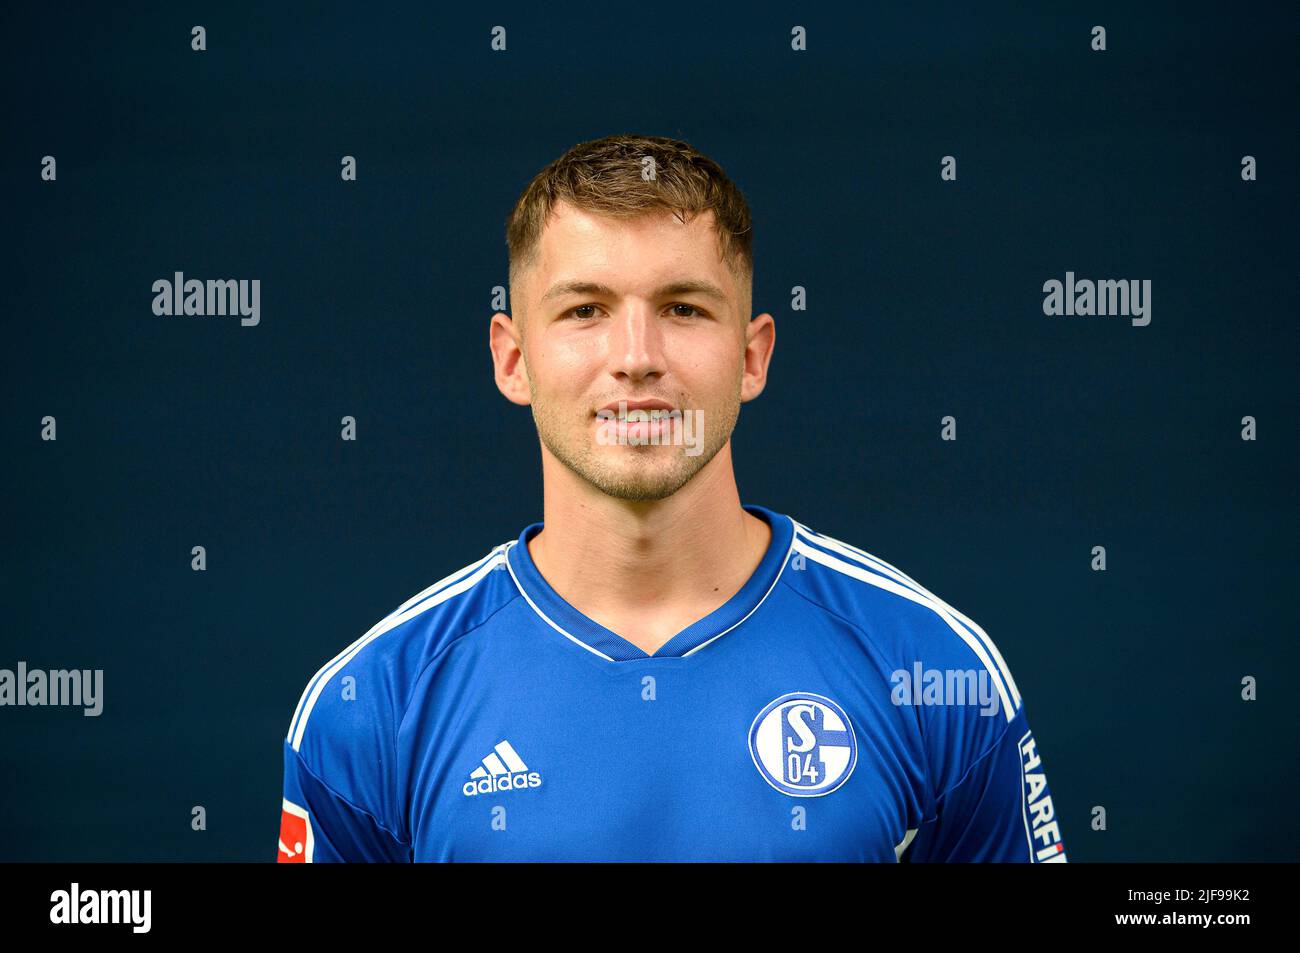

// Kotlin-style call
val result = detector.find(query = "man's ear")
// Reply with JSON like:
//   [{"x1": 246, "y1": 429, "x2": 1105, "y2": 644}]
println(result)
[
  {"x1": 740, "y1": 312, "x2": 775, "y2": 403},
  {"x1": 489, "y1": 311, "x2": 532, "y2": 406}
]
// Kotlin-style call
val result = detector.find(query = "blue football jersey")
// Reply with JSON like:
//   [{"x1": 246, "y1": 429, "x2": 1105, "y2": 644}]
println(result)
[{"x1": 278, "y1": 504, "x2": 1068, "y2": 862}]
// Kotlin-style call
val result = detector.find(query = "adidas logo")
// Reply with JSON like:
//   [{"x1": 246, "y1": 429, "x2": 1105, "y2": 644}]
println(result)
[{"x1": 462, "y1": 740, "x2": 542, "y2": 797}]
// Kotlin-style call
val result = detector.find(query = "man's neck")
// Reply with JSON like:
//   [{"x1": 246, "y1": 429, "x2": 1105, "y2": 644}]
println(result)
[{"x1": 527, "y1": 446, "x2": 772, "y2": 656}]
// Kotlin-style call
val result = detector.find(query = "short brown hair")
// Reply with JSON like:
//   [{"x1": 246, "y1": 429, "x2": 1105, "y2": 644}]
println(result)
[{"x1": 505, "y1": 134, "x2": 754, "y2": 307}]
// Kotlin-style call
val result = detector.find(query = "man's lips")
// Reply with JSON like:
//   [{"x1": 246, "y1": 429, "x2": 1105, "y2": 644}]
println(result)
[
  {"x1": 592, "y1": 399, "x2": 682, "y2": 442},
  {"x1": 597, "y1": 399, "x2": 676, "y2": 415}
]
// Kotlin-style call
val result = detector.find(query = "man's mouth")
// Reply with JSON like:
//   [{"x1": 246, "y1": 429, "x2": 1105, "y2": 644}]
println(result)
[
  {"x1": 596, "y1": 399, "x2": 677, "y2": 419},
  {"x1": 593, "y1": 400, "x2": 683, "y2": 443}
]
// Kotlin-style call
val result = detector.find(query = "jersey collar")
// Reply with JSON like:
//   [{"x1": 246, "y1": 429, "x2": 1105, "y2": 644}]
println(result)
[{"x1": 505, "y1": 504, "x2": 795, "y2": 662}]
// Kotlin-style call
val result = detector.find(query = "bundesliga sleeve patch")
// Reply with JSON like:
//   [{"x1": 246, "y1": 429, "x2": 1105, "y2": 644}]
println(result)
[{"x1": 277, "y1": 798, "x2": 313, "y2": 863}]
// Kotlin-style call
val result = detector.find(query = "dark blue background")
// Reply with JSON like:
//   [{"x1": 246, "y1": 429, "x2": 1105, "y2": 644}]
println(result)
[{"x1": 3, "y1": 1, "x2": 1296, "y2": 861}]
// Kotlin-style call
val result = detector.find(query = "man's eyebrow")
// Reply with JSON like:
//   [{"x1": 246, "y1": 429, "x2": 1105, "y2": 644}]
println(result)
[{"x1": 539, "y1": 279, "x2": 729, "y2": 304}]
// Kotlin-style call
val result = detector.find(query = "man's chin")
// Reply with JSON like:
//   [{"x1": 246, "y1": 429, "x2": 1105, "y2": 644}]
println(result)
[
  {"x1": 540, "y1": 426, "x2": 720, "y2": 502},
  {"x1": 585, "y1": 461, "x2": 698, "y2": 502},
  {"x1": 595, "y1": 484, "x2": 684, "y2": 503}
]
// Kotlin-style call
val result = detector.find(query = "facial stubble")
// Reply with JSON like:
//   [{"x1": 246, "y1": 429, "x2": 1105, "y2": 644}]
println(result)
[{"x1": 523, "y1": 353, "x2": 742, "y2": 502}]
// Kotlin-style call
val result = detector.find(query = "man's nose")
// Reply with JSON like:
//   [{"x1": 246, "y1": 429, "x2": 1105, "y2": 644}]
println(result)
[{"x1": 607, "y1": 304, "x2": 666, "y2": 381}]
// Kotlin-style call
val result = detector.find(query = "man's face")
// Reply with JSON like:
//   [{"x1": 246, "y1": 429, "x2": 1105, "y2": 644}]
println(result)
[{"x1": 496, "y1": 200, "x2": 769, "y2": 502}]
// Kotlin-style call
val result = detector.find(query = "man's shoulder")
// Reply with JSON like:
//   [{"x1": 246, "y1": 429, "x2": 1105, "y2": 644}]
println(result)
[
  {"x1": 781, "y1": 515, "x2": 962, "y2": 631},
  {"x1": 780, "y1": 515, "x2": 1024, "y2": 721},
  {"x1": 284, "y1": 539, "x2": 520, "y2": 756}
]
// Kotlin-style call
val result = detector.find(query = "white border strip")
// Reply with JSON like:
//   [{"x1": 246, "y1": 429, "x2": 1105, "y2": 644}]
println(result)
[{"x1": 894, "y1": 827, "x2": 918, "y2": 861}]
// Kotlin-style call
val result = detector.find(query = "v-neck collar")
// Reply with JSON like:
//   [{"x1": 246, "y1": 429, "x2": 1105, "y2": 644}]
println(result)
[{"x1": 504, "y1": 504, "x2": 795, "y2": 662}]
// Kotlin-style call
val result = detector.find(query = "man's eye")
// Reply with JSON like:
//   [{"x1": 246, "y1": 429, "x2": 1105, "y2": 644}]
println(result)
[
  {"x1": 669, "y1": 303, "x2": 705, "y2": 318},
  {"x1": 563, "y1": 303, "x2": 707, "y2": 320}
]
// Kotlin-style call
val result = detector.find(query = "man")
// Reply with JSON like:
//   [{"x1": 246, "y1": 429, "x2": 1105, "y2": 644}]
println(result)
[{"x1": 278, "y1": 134, "x2": 1067, "y2": 862}]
